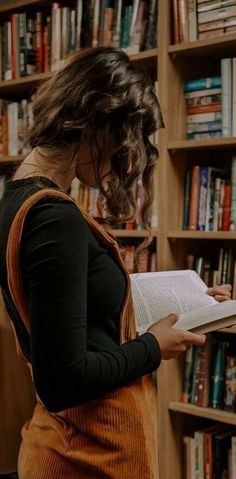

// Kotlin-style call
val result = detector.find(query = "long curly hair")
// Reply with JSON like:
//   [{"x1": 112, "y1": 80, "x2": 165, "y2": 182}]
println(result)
[{"x1": 27, "y1": 46, "x2": 164, "y2": 229}]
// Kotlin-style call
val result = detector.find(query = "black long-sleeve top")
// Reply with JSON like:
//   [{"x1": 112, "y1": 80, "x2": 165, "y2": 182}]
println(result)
[{"x1": 0, "y1": 177, "x2": 161, "y2": 412}]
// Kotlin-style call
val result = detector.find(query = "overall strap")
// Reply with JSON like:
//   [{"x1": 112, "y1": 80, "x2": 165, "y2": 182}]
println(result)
[{"x1": 6, "y1": 188, "x2": 136, "y2": 348}]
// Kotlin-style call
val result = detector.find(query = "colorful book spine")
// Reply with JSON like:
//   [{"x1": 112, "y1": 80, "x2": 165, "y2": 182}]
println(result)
[
  {"x1": 184, "y1": 76, "x2": 222, "y2": 93},
  {"x1": 221, "y1": 57, "x2": 232, "y2": 137},
  {"x1": 197, "y1": 166, "x2": 208, "y2": 231},
  {"x1": 183, "y1": 169, "x2": 192, "y2": 230},
  {"x1": 188, "y1": 165, "x2": 200, "y2": 231}
]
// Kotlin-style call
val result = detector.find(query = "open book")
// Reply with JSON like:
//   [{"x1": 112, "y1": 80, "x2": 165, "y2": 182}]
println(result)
[{"x1": 130, "y1": 270, "x2": 236, "y2": 335}]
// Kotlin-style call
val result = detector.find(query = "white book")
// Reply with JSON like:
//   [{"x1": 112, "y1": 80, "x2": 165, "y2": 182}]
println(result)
[
  {"x1": 130, "y1": 269, "x2": 236, "y2": 335},
  {"x1": 221, "y1": 57, "x2": 232, "y2": 137},
  {"x1": 188, "y1": 0, "x2": 197, "y2": 42},
  {"x1": 198, "y1": 5, "x2": 236, "y2": 24},
  {"x1": 232, "y1": 58, "x2": 236, "y2": 137},
  {"x1": 198, "y1": 1, "x2": 236, "y2": 13},
  {"x1": 7, "y1": 102, "x2": 18, "y2": 156},
  {"x1": 187, "y1": 112, "x2": 222, "y2": 123},
  {"x1": 185, "y1": 87, "x2": 222, "y2": 99},
  {"x1": 51, "y1": 3, "x2": 62, "y2": 71},
  {"x1": 92, "y1": 0, "x2": 100, "y2": 47}
]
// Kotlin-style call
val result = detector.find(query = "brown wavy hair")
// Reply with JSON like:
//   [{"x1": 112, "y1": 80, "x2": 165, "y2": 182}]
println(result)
[{"x1": 27, "y1": 46, "x2": 164, "y2": 230}]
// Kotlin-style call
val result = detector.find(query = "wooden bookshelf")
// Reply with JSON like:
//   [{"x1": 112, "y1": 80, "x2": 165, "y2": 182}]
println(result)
[
  {"x1": 168, "y1": 137, "x2": 236, "y2": 150},
  {"x1": 168, "y1": 33, "x2": 236, "y2": 57},
  {"x1": 157, "y1": 2, "x2": 236, "y2": 479},
  {"x1": 169, "y1": 402, "x2": 236, "y2": 426},
  {"x1": 167, "y1": 231, "x2": 236, "y2": 240}
]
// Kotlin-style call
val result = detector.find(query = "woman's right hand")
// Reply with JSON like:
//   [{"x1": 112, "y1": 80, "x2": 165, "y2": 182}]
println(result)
[{"x1": 147, "y1": 314, "x2": 206, "y2": 360}]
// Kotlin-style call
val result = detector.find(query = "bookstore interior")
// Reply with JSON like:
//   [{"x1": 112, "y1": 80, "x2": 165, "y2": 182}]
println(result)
[{"x1": 2, "y1": 0, "x2": 236, "y2": 478}]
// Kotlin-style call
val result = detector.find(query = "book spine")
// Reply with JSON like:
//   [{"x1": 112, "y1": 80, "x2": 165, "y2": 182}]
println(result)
[
  {"x1": 221, "y1": 57, "x2": 232, "y2": 137},
  {"x1": 75, "y1": 0, "x2": 83, "y2": 49},
  {"x1": 197, "y1": 0, "x2": 236, "y2": 13},
  {"x1": 172, "y1": 0, "x2": 180, "y2": 43},
  {"x1": 186, "y1": 93, "x2": 221, "y2": 107},
  {"x1": 184, "y1": 76, "x2": 221, "y2": 93},
  {"x1": 18, "y1": 13, "x2": 27, "y2": 77},
  {"x1": 143, "y1": 0, "x2": 157, "y2": 50},
  {"x1": 187, "y1": 120, "x2": 222, "y2": 133},
  {"x1": 178, "y1": 0, "x2": 189, "y2": 42},
  {"x1": 212, "y1": 177, "x2": 221, "y2": 231},
  {"x1": 185, "y1": 87, "x2": 222, "y2": 99},
  {"x1": 7, "y1": 102, "x2": 18, "y2": 156},
  {"x1": 187, "y1": 111, "x2": 222, "y2": 122},
  {"x1": 197, "y1": 166, "x2": 208, "y2": 231},
  {"x1": 222, "y1": 184, "x2": 232, "y2": 231},
  {"x1": 188, "y1": 165, "x2": 200, "y2": 231},
  {"x1": 51, "y1": 3, "x2": 62, "y2": 71},
  {"x1": 26, "y1": 15, "x2": 35, "y2": 76},
  {"x1": 183, "y1": 169, "x2": 192, "y2": 230},
  {"x1": 187, "y1": 0, "x2": 197, "y2": 41},
  {"x1": 198, "y1": 5, "x2": 236, "y2": 24},
  {"x1": 232, "y1": 57, "x2": 236, "y2": 137},
  {"x1": 181, "y1": 346, "x2": 193, "y2": 403},
  {"x1": 230, "y1": 156, "x2": 236, "y2": 230},
  {"x1": 186, "y1": 103, "x2": 222, "y2": 115},
  {"x1": 35, "y1": 11, "x2": 43, "y2": 73},
  {"x1": 210, "y1": 340, "x2": 228, "y2": 409},
  {"x1": 232, "y1": 436, "x2": 236, "y2": 478},
  {"x1": 195, "y1": 335, "x2": 212, "y2": 407},
  {"x1": 224, "y1": 356, "x2": 236, "y2": 412}
]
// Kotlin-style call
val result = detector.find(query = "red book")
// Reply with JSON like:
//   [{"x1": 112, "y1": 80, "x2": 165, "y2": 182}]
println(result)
[
  {"x1": 186, "y1": 103, "x2": 221, "y2": 115},
  {"x1": 188, "y1": 165, "x2": 200, "y2": 231},
  {"x1": 195, "y1": 335, "x2": 213, "y2": 407},
  {"x1": 222, "y1": 184, "x2": 232, "y2": 231}
]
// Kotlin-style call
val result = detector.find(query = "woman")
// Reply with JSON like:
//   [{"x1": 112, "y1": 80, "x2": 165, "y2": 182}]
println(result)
[{"x1": 0, "y1": 47, "x2": 231, "y2": 478}]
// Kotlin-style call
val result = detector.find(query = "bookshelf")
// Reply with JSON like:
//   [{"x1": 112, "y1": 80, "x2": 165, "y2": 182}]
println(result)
[
  {"x1": 1, "y1": 0, "x2": 236, "y2": 478},
  {"x1": 157, "y1": 1, "x2": 236, "y2": 478}
]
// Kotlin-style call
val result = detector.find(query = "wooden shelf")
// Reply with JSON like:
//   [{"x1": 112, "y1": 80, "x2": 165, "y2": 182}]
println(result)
[
  {"x1": 220, "y1": 326, "x2": 236, "y2": 334},
  {"x1": 169, "y1": 402, "x2": 236, "y2": 426},
  {"x1": 168, "y1": 138, "x2": 236, "y2": 151},
  {"x1": 112, "y1": 229, "x2": 157, "y2": 238},
  {"x1": 0, "y1": 155, "x2": 24, "y2": 163},
  {"x1": 167, "y1": 231, "x2": 236, "y2": 240},
  {"x1": 0, "y1": 0, "x2": 50, "y2": 13},
  {"x1": 168, "y1": 33, "x2": 236, "y2": 57}
]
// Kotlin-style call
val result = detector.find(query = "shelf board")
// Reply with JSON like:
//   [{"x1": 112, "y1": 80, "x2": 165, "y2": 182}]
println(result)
[
  {"x1": 0, "y1": 49, "x2": 158, "y2": 97},
  {"x1": 169, "y1": 402, "x2": 236, "y2": 425},
  {"x1": 167, "y1": 231, "x2": 236, "y2": 240},
  {"x1": 0, "y1": 0, "x2": 49, "y2": 13},
  {"x1": 112, "y1": 229, "x2": 157, "y2": 238},
  {"x1": 168, "y1": 138, "x2": 236, "y2": 150},
  {"x1": 220, "y1": 325, "x2": 236, "y2": 334},
  {"x1": 168, "y1": 33, "x2": 236, "y2": 57}
]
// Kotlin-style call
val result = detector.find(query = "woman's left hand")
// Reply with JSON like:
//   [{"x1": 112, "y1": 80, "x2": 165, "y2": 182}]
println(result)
[{"x1": 206, "y1": 284, "x2": 232, "y2": 302}]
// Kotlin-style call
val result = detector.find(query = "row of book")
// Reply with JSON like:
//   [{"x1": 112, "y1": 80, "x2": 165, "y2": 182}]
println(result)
[
  {"x1": 184, "y1": 63, "x2": 236, "y2": 140},
  {"x1": 183, "y1": 159, "x2": 236, "y2": 231},
  {"x1": 120, "y1": 245, "x2": 156, "y2": 272},
  {"x1": 182, "y1": 336, "x2": 236, "y2": 411},
  {"x1": 0, "y1": 100, "x2": 32, "y2": 156},
  {"x1": 172, "y1": 0, "x2": 236, "y2": 44},
  {"x1": 0, "y1": 0, "x2": 157, "y2": 80},
  {"x1": 186, "y1": 247, "x2": 236, "y2": 293},
  {"x1": 71, "y1": 177, "x2": 157, "y2": 229},
  {"x1": 183, "y1": 423, "x2": 236, "y2": 479}
]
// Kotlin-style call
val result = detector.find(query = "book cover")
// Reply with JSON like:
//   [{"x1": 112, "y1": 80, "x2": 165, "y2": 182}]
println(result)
[{"x1": 210, "y1": 339, "x2": 228, "y2": 409}]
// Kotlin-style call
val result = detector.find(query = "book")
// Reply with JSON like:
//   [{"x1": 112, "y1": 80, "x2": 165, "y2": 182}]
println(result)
[
  {"x1": 184, "y1": 76, "x2": 222, "y2": 93},
  {"x1": 130, "y1": 269, "x2": 236, "y2": 335}
]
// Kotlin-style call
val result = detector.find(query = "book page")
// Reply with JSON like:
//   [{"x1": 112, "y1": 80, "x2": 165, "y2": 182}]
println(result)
[{"x1": 130, "y1": 270, "x2": 217, "y2": 333}]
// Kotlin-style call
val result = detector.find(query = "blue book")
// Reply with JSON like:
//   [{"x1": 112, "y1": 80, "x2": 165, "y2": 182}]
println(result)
[
  {"x1": 183, "y1": 169, "x2": 192, "y2": 230},
  {"x1": 197, "y1": 166, "x2": 208, "y2": 231},
  {"x1": 184, "y1": 76, "x2": 222, "y2": 93}
]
